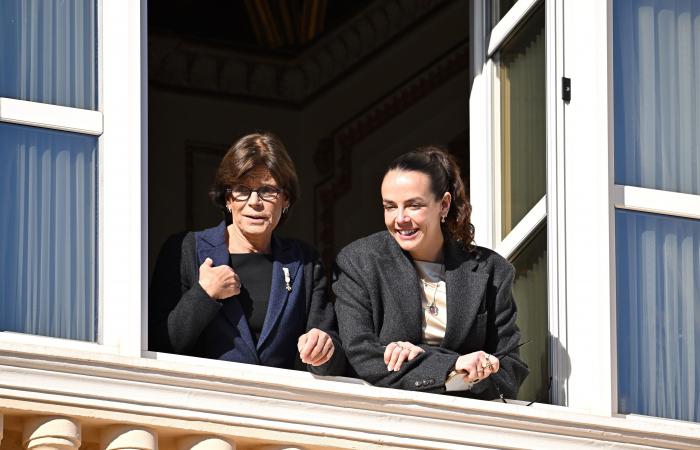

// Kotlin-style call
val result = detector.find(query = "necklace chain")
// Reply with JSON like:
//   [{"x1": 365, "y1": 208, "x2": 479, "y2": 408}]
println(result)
[
  {"x1": 417, "y1": 262, "x2": 444, "y2": 317},
  {"x1": 422, "y1": 278, "x2": 441, "y2": 316}
]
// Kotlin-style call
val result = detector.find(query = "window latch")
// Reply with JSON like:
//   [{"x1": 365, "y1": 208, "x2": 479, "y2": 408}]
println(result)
[{"x1": 562, "y1": 77, "x2": 571, "y2": 103}]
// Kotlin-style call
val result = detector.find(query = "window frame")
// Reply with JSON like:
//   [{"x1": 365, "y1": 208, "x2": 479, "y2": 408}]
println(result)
[
  {"x1": 489, "y1": 0, "x2": 547, "y2": 255},
  {"x1": 0, "y1": 0, "x2": 147, "y2": 357},
  {"x1": 608, "y1": 0, "x2": 700, "y2": 421},
  {"x1": 472, "y1": 0, "x2": 566, "y2": 405}
]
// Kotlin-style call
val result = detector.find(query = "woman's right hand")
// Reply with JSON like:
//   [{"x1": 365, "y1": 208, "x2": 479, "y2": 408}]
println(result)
[{"x1": 198, "y1": 257, "x2": 241, "y2": 300}]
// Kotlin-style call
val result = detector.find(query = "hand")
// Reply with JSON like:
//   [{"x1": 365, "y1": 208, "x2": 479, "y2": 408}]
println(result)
[
  {"x1": 298, "y1": 328, "x2": 335, "y2": 366},
  {"x1": 384, "y1": 341, "x2": 425, "y2": 371},
  {"x1": 454, "y1": 351, "x2": 500, "y2": 383},
  {"x1": 198, "y1": 257, "x2": 240, "y2": 300}
]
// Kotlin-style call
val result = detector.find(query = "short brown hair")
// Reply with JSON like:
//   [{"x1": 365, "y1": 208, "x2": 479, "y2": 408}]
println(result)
[{"x1": 209, "y1": 132, "x2": 300, "y2": 220}]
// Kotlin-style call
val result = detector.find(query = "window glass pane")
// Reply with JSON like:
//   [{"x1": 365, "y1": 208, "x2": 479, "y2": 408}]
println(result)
[
  {"x1": 616, "y1": 209, "x2": 700, "y2": 422},
  {"x1": 492, "y1": 0, "x2": 518, "y2": 28},
  {"x1": 614, "y1": 0, "x2": 700, "y2": 196},
  {"x1": 511, "y1": 225, "x2": 549, "y2": 403},
  {"x1": 498, "y1": 6, "x2": 545, "y2": 237},
  {"x1": 0, "y1": 0, "x2": 97, "y2": 110},
  {"x1": 0, "y1": 123, "x2": 97, "y2": 341}
]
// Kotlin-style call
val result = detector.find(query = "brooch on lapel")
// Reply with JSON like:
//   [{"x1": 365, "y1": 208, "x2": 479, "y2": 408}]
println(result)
[{"x1": 282, "y1": 267, "x2": 292, "y2": 292}]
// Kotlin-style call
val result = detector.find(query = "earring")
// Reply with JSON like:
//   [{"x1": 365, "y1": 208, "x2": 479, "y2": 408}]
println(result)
[
  {"x1": 226, "y1": 205, "x2": 231, "y2": 213},
  {"x1": 441, "y1": 215, "x2": 446, "y2": 223},
  {"x1": 283, "y1": 205, "x2": 289, "y2": 214}
]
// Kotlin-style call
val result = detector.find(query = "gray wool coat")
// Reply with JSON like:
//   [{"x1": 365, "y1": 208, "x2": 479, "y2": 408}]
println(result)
[{"x1": 333, "y1": 231, "x2": 528, "y2": 399}]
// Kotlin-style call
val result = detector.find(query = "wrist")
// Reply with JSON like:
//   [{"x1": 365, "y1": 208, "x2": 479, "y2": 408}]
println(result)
[{"x1": 198, "y1": 280, "x2": 217, "y2": 299}]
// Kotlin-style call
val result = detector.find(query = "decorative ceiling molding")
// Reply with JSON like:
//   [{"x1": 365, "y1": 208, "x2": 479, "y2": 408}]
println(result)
[
  {"x1": 149, "y1": 0, "x2": 449, "y2": 105},
  {"x1": 313, "y1": 42, "x2": 469, "y2": 265}
]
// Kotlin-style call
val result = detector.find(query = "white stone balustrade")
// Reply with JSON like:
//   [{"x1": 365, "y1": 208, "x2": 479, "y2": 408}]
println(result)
[
  {"x1": 177, "y1": 436, "x2": 235, "y2": 450},
  {"x1": 101, "y1": 426, "x2": 156, "y2": 450},
  {"x1": 22, "y1": 417, "x2": 81, "y2": 450},
  {"x1": 257, "y1": 447, "x2": 306, "y2": 450}
]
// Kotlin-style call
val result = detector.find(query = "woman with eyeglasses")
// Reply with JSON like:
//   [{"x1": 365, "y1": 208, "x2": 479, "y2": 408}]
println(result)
[
  {"x1": 333, "y1": 146, "x2": 528, "y2": 399},
  {"x1": 149, "y1": 132, "x2": 345, "y2": 375}
]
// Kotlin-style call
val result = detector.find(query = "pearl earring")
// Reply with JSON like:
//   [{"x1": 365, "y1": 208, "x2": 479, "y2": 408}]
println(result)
[{"x1": 441, "y1": 215, "x2": 446, "y2": 223}]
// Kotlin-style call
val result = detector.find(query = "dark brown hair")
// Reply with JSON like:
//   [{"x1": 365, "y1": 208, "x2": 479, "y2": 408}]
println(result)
[
  {"x1": 209, "y1": 132, "x2": 300, "y2": 223},
  {"x1": 385, "y1": 146, "x2": 475, "y2": 248}
]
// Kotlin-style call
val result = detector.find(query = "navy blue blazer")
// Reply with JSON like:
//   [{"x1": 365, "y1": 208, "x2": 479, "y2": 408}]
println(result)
[{"x1": 149, "y1": 222, "x2": 345, "y2": 375}]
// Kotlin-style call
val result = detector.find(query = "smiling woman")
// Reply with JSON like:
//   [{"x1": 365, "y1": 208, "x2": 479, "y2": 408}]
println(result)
[
  {"x1": 333, "y1": 146, "x2": 528, "y2": 399},
  {"x1": 148, "y1": 132, "x2": 345, "y2": 375}
]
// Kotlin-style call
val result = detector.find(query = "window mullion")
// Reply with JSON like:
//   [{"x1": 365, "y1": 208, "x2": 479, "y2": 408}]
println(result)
[
  {"x1": 488, "y1": 0, "x2": 543, "y2": 56},
  {"x1": 0, "y1": 98, "x2": 102, "y2": 135},
  {"x1": 614, "y1": 185, "x2": 700, "y2": 221},
  {"x1": 100, "y1": 0, "x2": 146, "y2": 357}
]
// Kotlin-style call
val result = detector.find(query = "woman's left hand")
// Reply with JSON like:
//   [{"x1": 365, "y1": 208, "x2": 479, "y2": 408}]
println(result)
[
  {"x1": 298, "y1": 328, "x2": 335, "y2": 366},
  {"x1": 454, "y1": 351, "x2": 500, "y2": 383},
  {"x1": 384, "y1": 341, "x2": 425, "y2": 371}
]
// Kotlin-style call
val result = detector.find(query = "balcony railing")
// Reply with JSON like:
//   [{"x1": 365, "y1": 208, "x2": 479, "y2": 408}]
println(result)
[{"x1": 1, "y1": 340, "x2": 699, "y2": 449}]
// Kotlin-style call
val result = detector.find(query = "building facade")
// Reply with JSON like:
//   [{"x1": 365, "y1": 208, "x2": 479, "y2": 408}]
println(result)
[{"x1": 1, "y1": 0, "x2": 699, "y2": 448}]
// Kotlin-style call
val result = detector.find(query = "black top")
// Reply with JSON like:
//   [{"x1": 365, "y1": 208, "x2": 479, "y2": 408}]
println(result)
[{"x1": 230, "y1": 252, "x2": 273, "y2": 341}]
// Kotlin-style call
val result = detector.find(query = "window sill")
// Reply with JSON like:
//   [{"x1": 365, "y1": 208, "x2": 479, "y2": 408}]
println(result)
[{"x1": 0, "y1": 341, "x2": 698, "y2": 449}]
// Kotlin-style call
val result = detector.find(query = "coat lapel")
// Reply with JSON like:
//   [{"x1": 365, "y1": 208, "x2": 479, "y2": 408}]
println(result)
[
  {"x1": 442, "y1": 240, "x2": 489, "y2": 350},
  {"x1": 378, "y1": 237, "x2": 423, "y2": 344},
  {"x1": 256, "y1": 235, "x2": 301, "y2": 350},
  {"x1": 196, "y1": 221, "x2": 230, "y2": 267},
  {"x1": 195, "y1": 221, "x2": 257, "y2": 358}
]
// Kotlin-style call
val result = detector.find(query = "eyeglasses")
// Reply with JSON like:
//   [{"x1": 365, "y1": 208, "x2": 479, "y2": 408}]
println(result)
[{"x1": 227, "y1": 185, "x2": 283, "y2": 201}]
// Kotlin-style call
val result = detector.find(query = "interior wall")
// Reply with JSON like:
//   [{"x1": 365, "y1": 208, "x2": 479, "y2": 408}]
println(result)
[{"x1": 148, "y1": 0, "x2": 469, "y2": 276}]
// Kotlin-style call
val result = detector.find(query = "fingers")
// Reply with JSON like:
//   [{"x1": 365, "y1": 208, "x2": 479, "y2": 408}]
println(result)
[
  {"x1": 386, "y1": 341, "x2": 423, "y2": 371},
  {"x1": 390, "y1": 346, "x2": 411, "y2": 372},
  {"x1": 307, "y1": 331, "x2": 327, "y2": 361},
  {"x1": 307, "y1": 335, "x2": 335, "y2": 366},
  {"x1": 299, "y1": 329, "x2": 335, "y2": 366},
  {"x1": 456, "y1": 351, "x2": 498, "y2": 383},
  {"x1": 198, "y1": 261, "x2": 241, "y2": 300},
  {"x1": 299, "y1": 329, "x2": 319, "y2": 362},
  {"x1": 407, "y1": 347, "x2": 422, "y2": 362},
  {"x1": 221, "y1": 271, "x2": 241, "y2": 297},
  {"x1": 384, "y1": 342, "x2": 399, "y2": 365}
]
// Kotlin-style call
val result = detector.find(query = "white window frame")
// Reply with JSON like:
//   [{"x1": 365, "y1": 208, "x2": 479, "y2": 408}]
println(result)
[
  {"x1": 606, "y1": 0, "x2": 700, "y2": 420},
  {"x1": 0, "y1": 0, "x2": 147, "y2": 358},
  {"x1": 489, "y1": 0, "x2": 547, "y2": 259},
  {"x1": 472, "y1": 0, "x2": 567, "y2": 406},
  {"x1": 560, "y1": 0, "x2": 616, "y2": 416}
]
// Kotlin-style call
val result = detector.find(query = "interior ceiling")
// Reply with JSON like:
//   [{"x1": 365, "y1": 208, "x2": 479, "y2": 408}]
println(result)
[{"x1": 149, "y1": 0, "x2": 376, "y2": 56}]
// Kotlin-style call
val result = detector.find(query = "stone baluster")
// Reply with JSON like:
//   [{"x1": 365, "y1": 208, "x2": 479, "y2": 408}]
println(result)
[
  {"x1": 101, "y1": 426, "x2": 157, "y2": 450},
  {"x1": 177, "y1": 436, "x2": 235, "y2": 450},
  {"x1": 22, "y1": 417, "x2": 81, "y2": 450},
  {"x1": 257, "y1": 446, "x2": 306, "y2": 450}
]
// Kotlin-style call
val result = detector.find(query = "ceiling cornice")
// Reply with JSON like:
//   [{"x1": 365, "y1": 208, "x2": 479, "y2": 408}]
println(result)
[{"x1": 149, "y1": 0, "x2": 450, "y2": 105}]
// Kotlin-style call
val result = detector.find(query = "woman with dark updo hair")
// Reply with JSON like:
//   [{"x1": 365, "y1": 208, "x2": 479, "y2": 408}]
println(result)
[
  {"x1": 333, "y1": 146, "x2": 528, "y2": 398},
  {"x1": 149, "y1": 132, "x2": 345, "y2": 375}
]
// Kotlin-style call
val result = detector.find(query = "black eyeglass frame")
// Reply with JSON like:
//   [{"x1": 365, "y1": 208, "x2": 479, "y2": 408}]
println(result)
[
  {"x1": 226, "y1": 185, "x2": 283, "y2": 201},
  {"x1": 488, "y1": 339, "x2": 540, "y2": 406}
]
